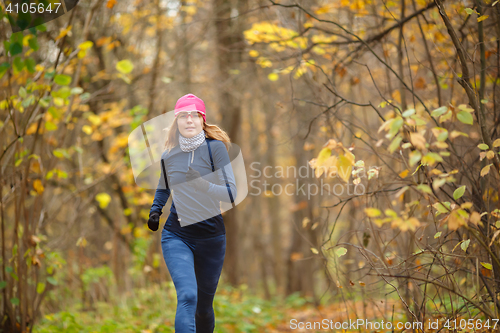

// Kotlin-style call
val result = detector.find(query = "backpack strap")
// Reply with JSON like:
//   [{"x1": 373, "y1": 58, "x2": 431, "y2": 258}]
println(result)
[
  {"x1": 161, "y1": 158, "x2": 169, "y2": 190},
  {"x1": 206, "y1": 139, "x2": 235, "y2": 206}
]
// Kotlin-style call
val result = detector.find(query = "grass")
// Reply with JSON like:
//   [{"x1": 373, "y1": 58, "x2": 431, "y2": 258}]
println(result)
[{"x1": 34, "y1": 282, "x2": 311, "y2": 333}]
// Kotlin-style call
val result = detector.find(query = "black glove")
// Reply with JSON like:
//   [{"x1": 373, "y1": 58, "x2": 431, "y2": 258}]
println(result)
[
  {"x1": 186, "y1": 166, "x2": 210, "y2": 192},
  {"x1": 148, "y1": 211, "x2": 160, "y2": 231}
]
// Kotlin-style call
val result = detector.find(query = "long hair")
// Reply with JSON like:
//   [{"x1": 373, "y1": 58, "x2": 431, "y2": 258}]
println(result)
[{"x1": 164, "y1": 113, "x2": 232, "y2": 153}]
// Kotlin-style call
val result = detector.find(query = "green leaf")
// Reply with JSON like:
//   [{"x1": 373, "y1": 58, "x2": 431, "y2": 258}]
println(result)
[
  {"x1": 480, "y1": 99, "x2": 488, "y2": 104},
  {"x1": 45, "y1": 121, "x2": 58, "y2": 131},
  {"x1": 388, "y1": 134, "x2": 402, "y2": 153},
  {"x1": 36, "y1": 282, "x2": 46, "y2": 294},
  {"x1": 402, "y1": 108, "x2": 415, "y2": 118},
  {"x1": 11, "y1": 32, "x2": 23, "y2": 44},
  {"x1": 387, "y1": 117, "x2": 403, "y2": 139},
  {"x1": 71, "y1": 87, "x2": 84, "y2": 95},
  {"x1": 52, "y1": 149, "x2": 68, "y2": 159},
  {"x1": 457, "y1": 111, "x2": 473, "y2": 125},
  {"x1": 44, "y1": 71, "x2": 55, "y2": 79},
  {"x1": 46, "y1": 276, "x2": 58, "y2": 285},
  {"x1": 54, "y1": 74, "x2": 72, "y2": 86},
  {"x1": 13, "y1": 57, "x2": 24, "y2": 72},
  {"x1": 0, "y1": 62, "x2": 10, "y2": 79},
  {"x1": 10, "y1": 297, "x2": 19, "y2": 306},
  {"x1": 461, "y1": 239, "x2": 470, "y2": 252},
  {"x1": 0, "y1": 281, "x2": 7, "y2": 289},
  {"x1": 409, "y1": 150, "x2": 422, "y2": 166},
  {"x1": 434, "y1": 231, "x2": 441, "y2": 239},
  {"x1": 335, "y1": 247, "x2": 347, "y2": 257},
  {"x1": 48, "y1": 107, "x2": 62, "y2": 119},
  {"x1": 116, "y1": 59, "x2": 134, "y2": 74},
  {"x1": 28, "y1": 37, "x2": 39, "y2": 51},
  {"x1": 57, "y1": 87, "x2": 71, "y2": 99},
  {"x1": 80, "y1": 92, "x2": 91, "y2": 101},
  {"x1": 25, "y1": 58, "x2": 36, "y2": 73},
  {"x1": 36, "y1": 24, "x2": 47, "y2": 32},
  {"x1": 453, "y1": 186, "x2": 466, "y2": 200},
  {"x1": 417, "y1": 184, "x2": 432, "y2": 194},
  {"x1": 478, "y1": 143, "x2": 489, "y2": 150},
  {"x1": 431, "y1": 106, "x2": 448, "y2": 118},
  {"x1": 19, "y1": 87, "x2": 27, "y2": 98},
  {"x1": 9, "y1": 43, "x2": 22, "y2": 56}
]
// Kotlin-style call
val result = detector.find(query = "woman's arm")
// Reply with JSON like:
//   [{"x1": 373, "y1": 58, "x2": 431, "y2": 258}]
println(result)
[
  {"x1": 150, "y1": 155, "x2": 171, "y2": 215},
  {"x1": 206, "y1": 141, "x2": 237, "y2": 203}
]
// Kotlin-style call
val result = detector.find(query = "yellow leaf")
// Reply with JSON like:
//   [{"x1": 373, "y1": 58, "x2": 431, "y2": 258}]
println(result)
[
  {"x1": 477, "y1": 15, "x2": 489, "y2": 22},
  {"x1": 310, "y1": 247, "x2": 319, "y2": 254},
  {"x1": 248, "y1": 50, "x2": 259, "y2": 57},
  {"x1": 78, "y1": 41, "x2": 94, "y2": 58},
  {"x1": 480, "y1": 164, "x2": 493, "y2": 177},
  {"x1": 487, "y1": 150, "x2": 495, "y2": 159},
  {"x1": 343, "y1": 150, "x2": 355, "y2": 165},
  {"x1": 96, "y1": 192, "x2": 111, "y2": 209},
  {"x1": 410, "y1": 132, "x2": 426, "y2": 151},
  {"x1": 82, "y1": 125, "x2": 93, "y2": 135},
  {"x1": 320, "y1": 156, "x2": 337, "y2": 178},
  {"x1": 365, "y1": 208, "x2": 381, "y2": 217},
  {"x1": 26, "y1": 123, "x2": 42, "y2": 135},
  {"x1": 33, "y1": 179, "x2": 44, "y2": 194},
  {"x1": 76, "y1": 236, "x2": 87, "y2": 247},
  {"x1": 314, "y1": 4, "x2": 335, "y2": 14},
  {"x1": 337, "y1": 154, "x2": 352, "y2": 183},
  {"x1": 316, "y1": 148, "x2": 331, "y2": 166},
  {"x1": 88, "y1": 114, "x2": 102, "y2": 126},
  {"x1": 267, "y1": 73, "x2": 279, "y2": 81},
  {"x1": 55, "y1": 25, "x2": 72, "y2": 41}
]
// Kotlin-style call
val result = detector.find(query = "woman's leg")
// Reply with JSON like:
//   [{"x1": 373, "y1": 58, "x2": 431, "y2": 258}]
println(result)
[
  {"x1": 161, "y1": 228, "x2": 197, "y2": 333},
  {"x1": 193, "y1": 234, "x2": 226, "y2": 333}
]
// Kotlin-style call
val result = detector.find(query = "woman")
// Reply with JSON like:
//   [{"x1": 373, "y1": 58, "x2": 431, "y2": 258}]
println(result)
[{"x1": 147, "y1": 93, "x2": 237, "y2": 333}]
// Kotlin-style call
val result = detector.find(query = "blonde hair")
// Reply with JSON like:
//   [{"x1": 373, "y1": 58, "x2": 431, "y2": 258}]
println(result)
[{"x1": 164, "y1": 114, "x2": 232, "y2": 152}]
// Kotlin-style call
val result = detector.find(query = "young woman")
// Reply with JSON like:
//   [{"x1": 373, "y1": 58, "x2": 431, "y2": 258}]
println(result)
[{"x1": 147, "y1": 93, "x2": 237, "y2": 333}]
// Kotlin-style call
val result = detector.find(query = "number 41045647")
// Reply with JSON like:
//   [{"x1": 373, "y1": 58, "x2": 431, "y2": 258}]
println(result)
[{"x1": 6, "y1": 2, "x2": 62, "y2": 14}]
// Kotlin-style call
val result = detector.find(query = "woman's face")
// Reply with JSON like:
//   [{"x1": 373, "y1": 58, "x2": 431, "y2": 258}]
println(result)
[{"x1": 177, "y1": 111, "x2": 204, "y2": 138}]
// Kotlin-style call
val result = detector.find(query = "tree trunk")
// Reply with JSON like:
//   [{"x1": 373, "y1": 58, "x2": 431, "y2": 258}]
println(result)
[{"x1": 213, "y1": 0, "x2": 247, "y2": 287}]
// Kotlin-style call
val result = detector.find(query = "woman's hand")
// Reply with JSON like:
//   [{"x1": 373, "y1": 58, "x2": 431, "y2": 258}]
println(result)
[
  {"x1": 186, "y1": 166, "x2": 210, "y2": 192},
  {"x1": 148, "y1": 211, "x2": 160, "y2": 231}
]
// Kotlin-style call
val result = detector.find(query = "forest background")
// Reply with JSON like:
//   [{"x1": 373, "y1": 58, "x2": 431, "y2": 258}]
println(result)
[{"x1": 1, "y1": 0, "x2": 500, "y2": 332}]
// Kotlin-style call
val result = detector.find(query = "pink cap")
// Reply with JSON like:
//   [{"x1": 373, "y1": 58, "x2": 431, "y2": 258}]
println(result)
[{"x1": 174, "y1": 93, "x2": 206, "y2": 122}]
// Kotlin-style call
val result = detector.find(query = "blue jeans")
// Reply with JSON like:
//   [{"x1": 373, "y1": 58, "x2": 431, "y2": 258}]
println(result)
[{"x1": 161, "y1": 228, "x2": 226, "y2": 333}]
